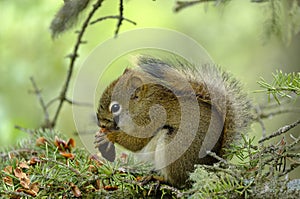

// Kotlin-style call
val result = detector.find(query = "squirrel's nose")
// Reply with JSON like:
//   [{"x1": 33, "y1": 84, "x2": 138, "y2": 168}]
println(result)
[
  {"x1": 113, "y1": 115, "x2": 119, "y2": 125},
  {"x1": 98, "y1": 121, "x2": 106, "y2": 129},
  {"x1": 113, "y1": 116, "x2": 120, "y2": 131},
  {"x1": 99, "y1": 118, "x2": 119, "y2": 131}
]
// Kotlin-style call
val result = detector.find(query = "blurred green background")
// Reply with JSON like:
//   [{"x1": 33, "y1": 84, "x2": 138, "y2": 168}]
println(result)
[{"x1": 0, "y1": 0, "x2": 299, "y2": 149}]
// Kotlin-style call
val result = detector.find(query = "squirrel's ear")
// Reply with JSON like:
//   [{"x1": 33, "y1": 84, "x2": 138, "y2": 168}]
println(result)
[
  {"x1": 122, "y1": 67, "x2": 144, "y2": 89},
  {"x1": 122, "y1": 68, "x2": 131, "y2": 75},
  {"x1": 127, "y1": 76, "x2": 143, "y2": 89},
  {"x1": 126, "y1": 75, "x2": 148, "y2": 99}
]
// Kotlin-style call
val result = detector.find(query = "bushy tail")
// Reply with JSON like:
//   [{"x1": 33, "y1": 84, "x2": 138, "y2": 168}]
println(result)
[{"x1": 220, "y1": 70, "x2": 253, "y2": 152}]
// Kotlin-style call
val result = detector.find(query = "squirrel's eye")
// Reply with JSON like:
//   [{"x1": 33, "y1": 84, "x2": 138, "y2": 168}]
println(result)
[{"x1": 109, "y1": 101, "x2": 122, "y2": 115}]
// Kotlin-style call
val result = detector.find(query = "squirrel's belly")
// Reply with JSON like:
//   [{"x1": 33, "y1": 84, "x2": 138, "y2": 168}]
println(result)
[{"x1": 135, "y1": 129, "x2": 169, "y2": 168}]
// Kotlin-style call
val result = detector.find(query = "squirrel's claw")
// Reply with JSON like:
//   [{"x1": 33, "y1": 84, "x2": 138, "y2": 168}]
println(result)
[
  {"x1": 95, "y1": 131, "x2": 116, "y2": 162},
  {"x1": 94, "y1": 131, "x2": 107, "y2": 146}
]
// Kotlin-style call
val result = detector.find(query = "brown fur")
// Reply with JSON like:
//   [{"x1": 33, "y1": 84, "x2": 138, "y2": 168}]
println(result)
[{"x1": 96, "y1": 55, "x2": 252, "y2": 187}]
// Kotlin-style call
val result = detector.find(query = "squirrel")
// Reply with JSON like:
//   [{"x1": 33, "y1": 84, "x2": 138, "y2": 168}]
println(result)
[{"x1": 95, "y1": 55, "x2": 252, "y2": 187}]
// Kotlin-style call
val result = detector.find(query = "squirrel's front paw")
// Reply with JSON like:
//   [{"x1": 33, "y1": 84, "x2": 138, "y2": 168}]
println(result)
[{"x1": 94, "y1": 131, "x2": 116, "y2": 162}]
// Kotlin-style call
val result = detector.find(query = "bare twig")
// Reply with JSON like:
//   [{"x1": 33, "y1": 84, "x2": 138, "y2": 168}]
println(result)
[
  {"x1": 254, "y1": 106, "x2": 267, "y2": 138},
  {"x1": 174, "y1": 0, "x2": 233, "y2": 12},
  {"x1": 14, "y1": 125, "x2": 35, "y2": 134},
  {"x1": 257, "y1": 118, "x2": 267, "y2": 139},
  {"x1": 253, "y1": 103, "x2": 300, "y2": 140},
  {"x1": 258, "y1": 98, "x2": 294, "y2": 109},
  {"x1": 160, "y1": 185, "x2": 184, "y2": 198},
  {"x1": 90, "y1": 0, "x2": 137, "y2": 37},
  {"x1": 92, "y1": 0, "x2": 137, "y2": 36},
  {"x1": 46, "y1": 96, "x2": 92, "y2": 107},
  {"x1": 253, "y1": 104, "x2": 300, "y2": 120},
  {"x1": 258, "y1": 119, "x2": 300, "y2": 143},
  {"x1": 64, "y1": 98, "x2": 93, "y2": 107},
  {"x1": 201, "y1": 164, "x2": 241, "y2": 180},
  {"x1": 175, "y1": 0, "x2": 208, "y2": 12},
  {"x1": 46, "y1": 97, "x2": 60, "y2": 108},
  {"x1": 251, "y1": 0, "x2": 269, "y2": 2},
  {"x1": 30, "y1": 77, "x2": 51, "y2": 126},
  {"x1": 286, "y1": 155, "x2": 300, "y2": 164},
  {"x1": 90, "y1": 15, "x2": 136, "y2": 26},
  {"x1": 51, "y1": 0, "x2": 105, "y2": 128},
  {"x1": 258, "y1": 107, "x2": 300, "y2": 119},
  {"x1": 206, "y1": 150, "x2": 227, "y2": 164},
  {"x1": 278, "y1": 163, "x2": 300, "y2": 177},
  {"x1": 174, "y1": 0, "x2": 282, "y2": 12},
  {"x1": 115, "y1": 0, "x2": 124, "y2": 37},
  {"x1": 285, "y1": 135, "x2": 300, "y2": 151}
]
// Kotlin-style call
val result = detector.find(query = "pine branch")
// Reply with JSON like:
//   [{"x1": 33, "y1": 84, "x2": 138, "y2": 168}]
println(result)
[{"x1": 256, "y1": 70, "x2": 300, "y2": 104}]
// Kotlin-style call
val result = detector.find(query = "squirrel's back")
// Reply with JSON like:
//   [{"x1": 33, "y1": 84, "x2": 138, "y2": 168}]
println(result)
[{"x1": 137, "y1": 55, "x2": 253, "y2": 153}]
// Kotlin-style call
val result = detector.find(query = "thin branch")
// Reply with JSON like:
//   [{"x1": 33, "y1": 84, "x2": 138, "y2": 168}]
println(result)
[
  {"x1": 258, "y1": 107, "x2": 300, "y2": 119},
  {"x1": 278, "y1": 163, "x2": 300, "y2": 177},
  {"x1": 175, "y1": 0, "x2": 236, "y2": 12},
  {"x1": 254, "y1": 106, "x2": 267, "y2": 138},
  {"x1": 46, "y1": 96, "x2": 93, "y2": 108},
  {"x1": 201, "y1": 164, "x2": 241, "y2": 180},
  {"x1": 30, "y1": 77, "x2": 50, "y2": 126},
  {"x1": 160, "y1": 185, "x2": 184, "y2": 198},
  {"x1": 257, "y1": 98, "x2": 293, "y2": 109},
  {"x1": 175, "y1": 0, "x2": 209, "y2": 12},
  {"x1": 251, "y1": 0, "x2": 269, "y2": 2},
  {"x1": 257, "y1": 118, "x2": 267, "y2": 139},
  {"x1": 286, "y1": 153, "x2": 300, "y2": 163},
  {"x1": 91, "y1": 0, "x2": 136, "y2": 37},
  {"x1": 14, "y1": 125, "x2": 35, "y2": 134},
  {"x1": 258, "y1": 119, "x2": 300, "y2": 143},
  {"x1": 51, "y1": 0, "x2": 105, "y2": 128},
  {"x1": 253, "y1": 105, "x2": 300, "y2": 141},
  {"x1": 285, "y1": 135, "x2": 300, "y2": 151},
  {"x1": 90, "y1": 15, "x2": 136, "y2": 26},
  {"x1": 46, "y1": 97, "x2": 60, "y2": 108},
  {"x1": 206, "y1": 150, "x2": 227, "y2": 164},
  {"x1": 64, "y1": 97, "x2": 93, "y2": 107},
  {"x1": 115, "y1": 0, "x2": 124, "y2": 37}
]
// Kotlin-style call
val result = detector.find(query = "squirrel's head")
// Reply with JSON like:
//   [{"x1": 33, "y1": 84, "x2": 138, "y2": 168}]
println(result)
[
  {"x1": 96, "y1": 56, "x2": 190, "y2": 156},
  {"x1": 98, "y1": 60, "x2": 182, "y2": 132}
]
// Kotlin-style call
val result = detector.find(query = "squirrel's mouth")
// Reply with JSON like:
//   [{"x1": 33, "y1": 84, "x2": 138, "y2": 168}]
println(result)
[
  {"x1": 100, "y1": 126, "x2": 120, "y2": 133},
  {"x1": 99, "y1": 126, "x2": 120, "y2": 134},
  {"x1": 98, "y1": 118, "x2": 120, "y2": 133}
]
